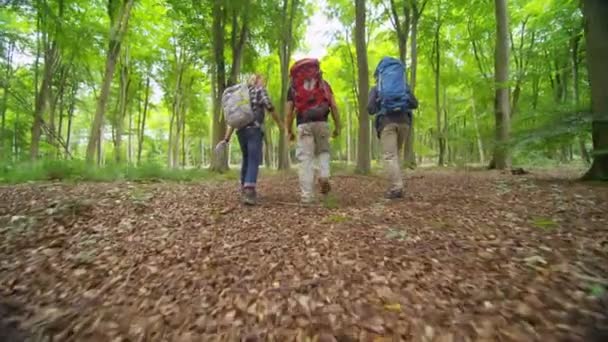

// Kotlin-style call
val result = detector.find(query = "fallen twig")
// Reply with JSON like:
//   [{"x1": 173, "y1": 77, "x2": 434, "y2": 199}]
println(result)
[
  {"x1": 573, "y1": 272, "x2": 608, "y2": 287},
  {"x1": 220, "y1": 205, "x2": 237, "y2": 215}
]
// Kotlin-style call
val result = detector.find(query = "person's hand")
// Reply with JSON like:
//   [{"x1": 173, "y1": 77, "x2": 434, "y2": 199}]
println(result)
[
  {"x1": 332, "y1": 125, "x2": 341, "y2": 138},
  {"x1": 215, "y1": 140, "x2": 228, "y2": 155}
]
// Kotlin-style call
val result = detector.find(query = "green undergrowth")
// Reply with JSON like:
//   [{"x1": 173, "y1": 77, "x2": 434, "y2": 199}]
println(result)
[{"x1": 0, "y1": 160, "x2": 239, "y2": 184}]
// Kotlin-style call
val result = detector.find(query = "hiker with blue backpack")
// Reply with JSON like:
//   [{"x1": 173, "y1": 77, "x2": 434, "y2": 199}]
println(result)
[
  {"x1": 368, "y1": 57, "x2": 418, "y2": 199},
  {"x1": 219, "y1": 74, "x2": 282, "y2": 205}
]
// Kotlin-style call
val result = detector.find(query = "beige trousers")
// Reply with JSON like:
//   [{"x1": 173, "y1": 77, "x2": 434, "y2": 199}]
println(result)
[
  {"x1": 380, "y1": 122, "x2": 410, "y2": 191},
  {"x1": 296, "y1": 122, "x2": 331, "y2": 201}
]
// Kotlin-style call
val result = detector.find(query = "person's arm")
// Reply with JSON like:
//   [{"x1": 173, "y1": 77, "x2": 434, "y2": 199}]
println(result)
[
  {"x1": 270, "y1": 109, "x2": 282, "y2": 128},
  {"x1": 223, "y1": 126, "x2": 234, "y2": 143},
  {"x1": 407, "y1": 89, "x2": 419, "y2": 110},
  {"x1": 285, "y1": 101, "x2": 296, "y2": 141},
  {"x1": 329, "y1": 95, "x2": 341, "y2": 138},
  {"x1": 260, "y1": 87, "x2": 282, "y2": 129},
  {"x1": 367, "y1": 86, "x2": 378, "y2": 115}
]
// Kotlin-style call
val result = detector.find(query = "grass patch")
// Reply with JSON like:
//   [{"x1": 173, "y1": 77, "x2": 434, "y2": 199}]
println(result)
[
  {"x1": 385, "y1": 228, "x2": 407, "y2": 241},
  {"x1": 0, "y1": 160, "x2": 238, "y2": 184},
  {"x1": 531, "y1": 217, "x2": 558, "y2": 230},
  {"x1": 322, "y1": 194, "x2": 339, "y2": 209},
  {"x1": 327, "y1": 214, "x2": 349, "y2": 223}
]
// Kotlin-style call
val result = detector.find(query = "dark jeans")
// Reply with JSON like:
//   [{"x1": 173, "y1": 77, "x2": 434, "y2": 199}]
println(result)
[{"x1": 237, "y1": 127, "x2": 263, "y2": 188}]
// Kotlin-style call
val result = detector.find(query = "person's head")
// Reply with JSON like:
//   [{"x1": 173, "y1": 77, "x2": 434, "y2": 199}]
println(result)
[{"x1": 247, "y1": 74, "x2": 265, "y2": 87}]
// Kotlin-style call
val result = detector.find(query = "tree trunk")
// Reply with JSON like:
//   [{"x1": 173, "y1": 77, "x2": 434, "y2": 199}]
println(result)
[
  {"x1": 210, "y1": 1, "x2": 228, "y2": 172},
  {"x1": 492, "y1": 0, "x2": 511, "y2": 169},
  {"x1": 355, "y1": 0, "x2": 371, "y2": 174},
  {"x1": 571, "y1": 30, "x2": 590, "y2": 164},
  {"x1": 403, "y1": 1, "x2": 422, "y2": 168},
  {"x1": 31, "y1": 42, "x2": 57, "y2": 160},
  {"x1": 114, "y1": 49, "x2": 130, "y2": 164},
  {"x1": 582, "y1": 0, "x2": 608, "y2": 180},
  {"x1": 472, "y1": 96, "x2": 485, "y2": 164},
  {"x1": 388, "y1": 0, "x2": 410, "y2": 66},
  {"x1": 264, "y1": 130, "x2": 272, "y2": 168},
  {"x1": 138, "y1": 74, "x2": 150, "y2": 164},
  {"x1": 65, "y1": 82, "x2": 77, "y2": 158},
  {"x1": 432, "y1": 3, "x2": 444, "y2": 166},
  {"x1": 85, "y1": 0, "x2": 135, "y2": 164},
  {"x1": 0, "y1": 41, "x2": 14, "y2": 159},
  {"x1": 56, "y1": 79, "x2": 65, "y2": 158},
  {"x1": 277, "y1": 0, "x2": 298, "y2": 170}
]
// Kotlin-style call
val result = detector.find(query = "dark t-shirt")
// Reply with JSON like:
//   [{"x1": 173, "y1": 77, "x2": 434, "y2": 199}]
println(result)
[{"x1": 287, "y1": 80, "x2": 334, "y2": 125}]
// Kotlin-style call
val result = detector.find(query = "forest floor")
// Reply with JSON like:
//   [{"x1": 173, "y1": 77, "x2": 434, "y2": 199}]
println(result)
[{"x1": 1, "y1": 169, "x2": 607, "y2": 341}]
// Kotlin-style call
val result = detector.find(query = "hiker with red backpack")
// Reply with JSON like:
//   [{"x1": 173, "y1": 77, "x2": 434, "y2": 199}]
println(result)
[
  {"x1": 368, "y1": 57, "x2": 418, "y2": 199},
  {"x1": 285, "y1": 59, "x2": 341, "y2": 204},
  {"x1": 219, "y1": 74, "x2": 282, "y2": 205}
]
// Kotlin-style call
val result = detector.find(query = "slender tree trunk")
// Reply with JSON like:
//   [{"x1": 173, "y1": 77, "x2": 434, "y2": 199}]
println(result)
[
  {"x1": 404, "y1": 0, "x2": 426, "y2": 168},
  {"x1": 85, "y1": 0, "x2": 135, "y2": 164},
  {"x1": 210, "y1": 1, "x2": 228, "y2": 172},
  {"x1": 138, "y1": 74, "x2": 150, "y2": 164},
  {"x1": 277, "y1": 0, "x2": 298, "y2": 170},
  {"x1": 570, "y1": 30, "x2": 590, "y2": 164},
  {"x1": 0, "y1": 41, "x2": 14, "y2": 159},
  {"x1": 65, "y1": 82, "x2": 77, "y2": 158},
  {"x1": 264, "y1": 130, "x2": 272, "y2": 168},
  {"x1": 114, "y1": 50, "x2": 130, "y2": 164},
  {"x1": 432, "y1": 3, "x2": 444, "y2": 166},
  {"x1": 56, "y1": 80, "x2": 65, "y2": 158},
  {"x1": 582, "y1": 0, "x2": 608, "y2": 180},
  {"x1": 31, "y1": 43, "x2": 57, "y2": 160},
  {"x1": 346, "y1": 101, "x2": 352, "y2": 164},
  {"x1": 492, "y1": 0, "x2": 511, "y2": 169},
  {"x1": 472, "y1": 97, "x2": 485, "y2": 164},
  {"x1": 355, "y1": 0, "x2": 371, "y2": 174}
]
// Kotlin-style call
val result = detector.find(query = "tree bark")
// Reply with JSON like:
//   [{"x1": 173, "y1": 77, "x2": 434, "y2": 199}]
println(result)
[
  {"x1": 138, "y1": 74, "x2": 150, "y2": 164},
  {"x1": 228, "y1": 1, "x2": 250, "y2": 86},
  {"x1": 492, "y1": 0, "x2": 511, "y2": 169},
  {"x1": 471, "y1": 96, "x2": 485, "y2": 164},
  {"x1": 86, "y1": 0, "x2": 135, "y2": 164},
  {"x1": 388, "y1": 0, "x2": 411, "y2": 66},
  {"x1": 114, "y1": 48, "x2": 130, "y2": 164},
  {"x1": 403, "y1": 0, "x2": 427, "y2": 168},
  {"x1": 277, "y1": 0, "x2": 298, "y2": 170},
  {"x1": 431, "y1": 2, "x2": 444, "y2": 166},
  {"x1": 210, "y1": 0, "x2": 228, "y2": 172},
  {"x1": 355, "y1": 0, "x2": 371, "y2": 174},
  {"x1": 64, "y1": 82, "x2": 77, "y2": 158},
  {"x1": 582, "y1": 0, "x2": 608, "y2": 180},
  {"x1": 0, "y1": 41, "x2": 14, "y2": 159}
]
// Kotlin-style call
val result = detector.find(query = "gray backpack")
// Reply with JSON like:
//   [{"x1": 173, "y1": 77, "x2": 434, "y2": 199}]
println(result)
[{"x1": 222, "y1": 83, "x2": 255, "y2": 129}]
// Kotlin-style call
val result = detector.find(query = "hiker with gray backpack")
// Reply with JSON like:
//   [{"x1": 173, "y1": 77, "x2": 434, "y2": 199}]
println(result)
[
  {"x1": 218, "y1": 74, "x2": 282, "y2": 205},
  {"x1": 368, "y1": 57, "x2": 418, "y2": 199}
]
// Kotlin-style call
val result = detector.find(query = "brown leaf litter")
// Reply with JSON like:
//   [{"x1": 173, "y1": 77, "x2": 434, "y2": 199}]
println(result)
[{"x1": 0, "y1": 170, "x2": 607, "y2": 341}]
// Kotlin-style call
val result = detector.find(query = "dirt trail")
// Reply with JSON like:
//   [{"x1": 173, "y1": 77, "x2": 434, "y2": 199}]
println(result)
[{"x1": 1, "y1": 170, "x2": 607, "y2": 341}]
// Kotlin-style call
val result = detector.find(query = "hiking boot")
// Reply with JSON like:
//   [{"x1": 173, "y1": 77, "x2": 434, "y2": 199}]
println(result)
[
  {"x1": 242, "y1": 187, "x2": 257, "y2": 206},
  {"x1": 384, "y1": 189, "x2": 404, "y2": 200},
  {"x1": 301, "y1": 195, "x2": 315, "y2": 205},
  {"x1": 319, "y1": 178, "x2": 331, "y2": 195}
]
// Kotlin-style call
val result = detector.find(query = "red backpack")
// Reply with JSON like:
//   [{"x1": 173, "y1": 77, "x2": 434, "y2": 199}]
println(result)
[{"x1": 289, "y1": 58, "x2": 332, "y2": 120}]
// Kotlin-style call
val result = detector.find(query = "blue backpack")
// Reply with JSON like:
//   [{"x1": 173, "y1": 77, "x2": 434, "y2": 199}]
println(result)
[{"x1": 374, "y1": 57, "x2": 411, "y2": 116}]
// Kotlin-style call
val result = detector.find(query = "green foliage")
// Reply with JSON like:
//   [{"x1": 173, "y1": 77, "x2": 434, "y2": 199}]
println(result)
[
  {"x1": 0, "y1": 0, "x2": 598, "y2": 177},
  {"x1": 0, "y1": 159, "x2": 238, "y2": 183}
]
